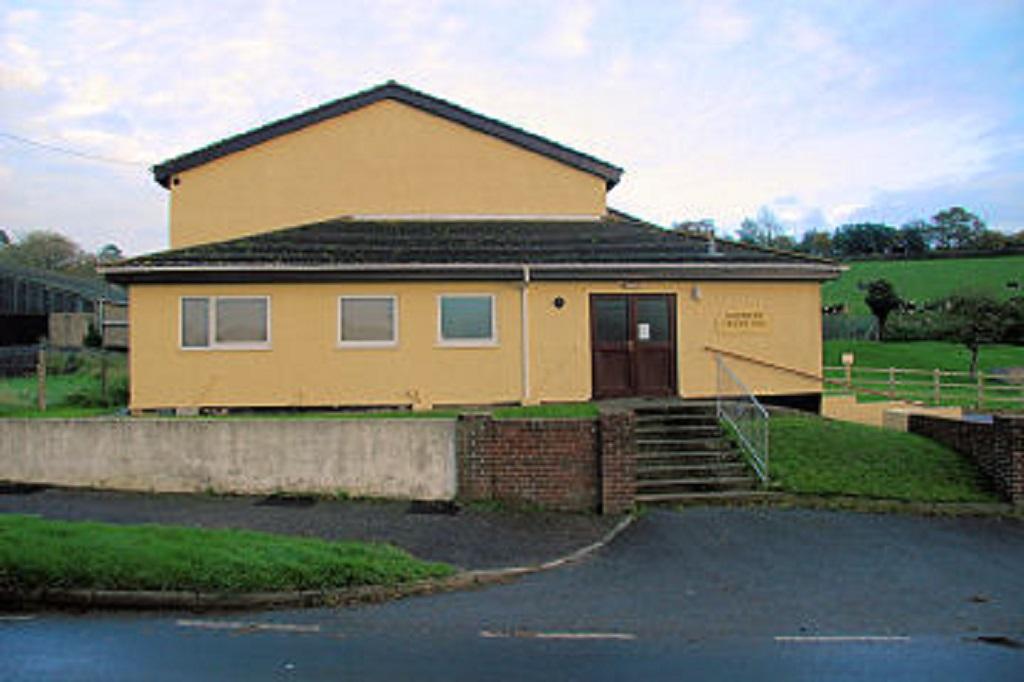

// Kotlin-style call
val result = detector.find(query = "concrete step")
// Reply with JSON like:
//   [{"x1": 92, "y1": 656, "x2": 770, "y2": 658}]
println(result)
[
  {"x1": 634, "y1": 406, "x2": 717, "y2": 418},
  {"x1": 634, "y1": 411, "x2": 718, "y2": 421},
  {"x1": 634, "y1": 425, "x2": 723, "y2": 438},
  {"x1": 635, "y1": 490, "x2": 774, "y2": 504},
  {"x1": 635, "y1": 476, "x2": 758, "y2": 490},
  {"x1": 634, "y1": 411, "x2": 717, "y2": 421},
  {"x1": 637, "y1": 448, "x2": 740, "y2": 461},
  {"x1": 637, "y1": 437, "x2": 728, "y2": 451},
  {"x1": 637, "y1": 461, "x2": 751, "y2": 477}
]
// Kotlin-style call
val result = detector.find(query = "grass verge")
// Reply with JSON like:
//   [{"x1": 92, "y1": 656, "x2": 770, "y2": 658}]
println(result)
[
  {"x1": 213, "y1": 409, "x2": 462, "y2": 420},
  {"x1": 0, "y1": 406, "x2": 117, "y2": 419},
  {"x1": 492, "y1": 403, "x2": 599, "y2": 419},
  {"x1": 0, "y1": 515, "x2": 454, "y2": 593},
  {"x1": 197, "y1": 403, "x2": 599, "y2": 420},
  {"x1": 769, "y1": 414, "x2": 999, "y2": 503}
]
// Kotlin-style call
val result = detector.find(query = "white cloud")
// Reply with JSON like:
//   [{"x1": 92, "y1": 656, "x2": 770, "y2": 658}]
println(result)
[
  {"x1": 775, "y1": 11, "x2": 877, "y2": 89},
  {"x1": 693, "y1": 2, "x2": 753, "y2": 48},
  {"x1": 0, "y1": 35, "x2": 48, "y2": 90},
  {"x1": 537, "y1": 1, "x2": 596, "y2": 58},
  {"x1": 826, "y1": 203, "x2": 868, "y2": 224},
  {"x1": 49, "y1": 74, "x2": 121, "y2": 121}
]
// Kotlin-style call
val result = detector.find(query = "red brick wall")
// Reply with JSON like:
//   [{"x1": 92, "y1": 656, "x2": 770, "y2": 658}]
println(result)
[
  {"x1": 599, "y1": 411, "x2": 636, "y2": 515},
  {"x1": 908, "y1": 414, "x2": 1024, "y2": 504},
  {"x1": 456, "y1": 413, "x2": 636, "y2": 514}
]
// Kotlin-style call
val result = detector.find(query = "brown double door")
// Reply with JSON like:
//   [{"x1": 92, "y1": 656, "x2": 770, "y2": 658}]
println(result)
[{"x1": 591, "y1": 294, "x2": 677, "y2": 399}]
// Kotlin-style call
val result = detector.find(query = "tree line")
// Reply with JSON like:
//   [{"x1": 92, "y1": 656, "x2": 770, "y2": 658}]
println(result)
[
  {"x1": 863, "y1": 279, "x2": 1023, "y2": 376},
  {"x1": 0, "y1": 229, "x2": 122, "y2": 279},
  {"x1": 675, "y1": 206, "x2": 1024, "y2": 259}
]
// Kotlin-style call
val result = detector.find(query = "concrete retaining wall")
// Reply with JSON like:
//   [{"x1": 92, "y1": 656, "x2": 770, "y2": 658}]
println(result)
[{"x1": 0, "y1": 418, "x2": 456, "y2": 500}]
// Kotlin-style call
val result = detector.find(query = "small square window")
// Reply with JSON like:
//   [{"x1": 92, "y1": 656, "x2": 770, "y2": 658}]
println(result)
[
  {"x1": 339, "y1": 296, "x2": 397, "y2": 346},
  {"x1": 439, "y1": 295, "x2": 495, "y2": 345}
]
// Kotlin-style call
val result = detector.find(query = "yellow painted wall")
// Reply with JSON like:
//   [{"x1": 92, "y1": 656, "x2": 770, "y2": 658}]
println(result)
[
  {"x1": 129, "y1": 282, "x2": 523, "y2": 410},
  {"x1": 129, "y1": 279, "x2": 822, "y2": 410},
  {"x1": 527, "y1": 281, "x2": 822, "y2": 401},
  {"x1": 168, "y1": 100, "x2": 607, "y2": 248}
]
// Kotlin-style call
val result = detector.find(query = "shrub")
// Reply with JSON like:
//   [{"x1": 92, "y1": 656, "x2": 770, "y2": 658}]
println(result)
[
  {"x1": 83, "y1": 323, "x2": 103, "y2": 348},
  {"x1": 885, "y1": 309, "x2": 952, "y2": 342},
  {"x1": 65, "y1": 370, "x2": 128, "y2": 408}
]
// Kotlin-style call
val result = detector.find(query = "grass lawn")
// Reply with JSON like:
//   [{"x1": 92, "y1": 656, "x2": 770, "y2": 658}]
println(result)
[
  {"x1": 197, "y1": 403, "x2": 599, "y2": 420},
  {"x1": 214, "y1": 409, "x2": 462, "y2": 420},
  {"x1": 823, "y1": 340, "x2": 1024, "y2": 373},
  {"x1": 0, "y1": 351, "x2": 127, "y2": 418},
  {"x1": 822, "y1": 255, "x2": 1024, "y2": 315},
  {"x1": 0, "y1": 406, "x2": 118, "y2": 419},
  {"x1": 492, "y1": 403, "x2": 599, "y2": 419},
  {"x1": 770, "y1": 414, "x2": 998, "y2": 503},
  {"x1": 0, "y1": 515, "x2": 454, "y2": 593}
]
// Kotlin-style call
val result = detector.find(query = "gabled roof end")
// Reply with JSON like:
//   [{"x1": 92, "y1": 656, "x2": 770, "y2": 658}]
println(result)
[{"x1": 152, "y1": 81, "x2": 624, "y2": 189}]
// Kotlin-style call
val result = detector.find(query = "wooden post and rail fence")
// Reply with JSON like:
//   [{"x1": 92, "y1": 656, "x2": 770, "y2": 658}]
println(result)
[
  {"x1": 0, "y1": 345, "x2": 114, "y2": 414},
  {"x1": 705, "y1": 345, "x2": 1024, "y2": 411}
]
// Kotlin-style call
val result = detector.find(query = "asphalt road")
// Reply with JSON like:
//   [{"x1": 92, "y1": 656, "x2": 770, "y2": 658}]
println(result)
[{"x1": 3, "y1": 508, "x2": 1023, "y2": 680}]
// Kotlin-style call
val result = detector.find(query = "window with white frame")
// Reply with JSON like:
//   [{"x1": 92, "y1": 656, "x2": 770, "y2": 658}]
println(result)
[
  {"x1": 180, "y1": 296, "x2": 270, "y2": 349},
  {"x1": 438, "y1": 294, "x2": 496, "y2": 345},
  {"x1": 339, "y1": 296, "x2": 397, "y2": 346}
]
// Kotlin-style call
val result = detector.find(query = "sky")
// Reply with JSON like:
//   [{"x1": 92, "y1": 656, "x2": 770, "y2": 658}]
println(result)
[{"x1": 1, "y1": 0, "x2": 1022, "y2": 256}]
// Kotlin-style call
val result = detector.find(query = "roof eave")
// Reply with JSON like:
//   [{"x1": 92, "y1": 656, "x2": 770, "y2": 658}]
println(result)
[{"x1": 102, "y1": 261, "x2": 843, "y2": 285}]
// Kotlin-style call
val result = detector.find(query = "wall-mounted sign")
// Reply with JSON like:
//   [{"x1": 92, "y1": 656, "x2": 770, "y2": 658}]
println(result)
[
  {"x1": 637, "y1": 323, "x2": 651, "y2": 341},
  {"x1": 716, "y1": 310, "x2": 770, "y2": 334}
]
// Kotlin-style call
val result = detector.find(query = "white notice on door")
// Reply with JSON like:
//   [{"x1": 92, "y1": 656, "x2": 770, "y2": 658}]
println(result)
[{"x1": 637, "y1": 323, "x2": 651, "y2": 341}]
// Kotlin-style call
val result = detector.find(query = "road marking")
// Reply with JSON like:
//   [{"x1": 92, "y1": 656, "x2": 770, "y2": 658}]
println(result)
[
  {"x1": 176, "y1": 619, "x2": 321, "y2": 634},
  {"x1": 0, "y1": 615, "x2": 36, "y2": 622},
  {"x1": 775, "y1": 636, "x2": 911, "y2": 643},
  {"x1": 481, "y1": 629, "x2": 636, "y2": 641}
]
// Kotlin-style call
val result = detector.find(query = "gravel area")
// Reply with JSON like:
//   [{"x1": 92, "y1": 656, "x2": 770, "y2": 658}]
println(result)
[{"x1": 0, "y1": 486, "x2": 622, "y2": 570}]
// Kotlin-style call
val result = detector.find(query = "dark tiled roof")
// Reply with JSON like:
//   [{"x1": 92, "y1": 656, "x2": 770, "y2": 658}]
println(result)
[
  {"x1": 152, "y1": 81, "x2": 623, "y2": 189},
  {"x1": 107, "y1": 213, "x2": 839, "y2": 284}
]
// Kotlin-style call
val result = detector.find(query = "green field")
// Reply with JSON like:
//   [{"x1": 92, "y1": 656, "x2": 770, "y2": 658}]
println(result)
[
  {"x1": 823, "y1": 255, "x2": 1024, "y2": 314},
  {"x1": 823, "y1": 340, "x2": 1024, "y2": 373}
]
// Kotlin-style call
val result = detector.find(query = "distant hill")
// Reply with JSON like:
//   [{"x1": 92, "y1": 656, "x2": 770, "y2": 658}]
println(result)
[{"x1": 822, "y1": 255, "x2": 1024, "y2": 315}]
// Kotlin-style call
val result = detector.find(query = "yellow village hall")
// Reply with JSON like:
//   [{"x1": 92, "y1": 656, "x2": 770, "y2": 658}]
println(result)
[{"x1": 105, "y1": 82, "x2": 840, "y2": 412}]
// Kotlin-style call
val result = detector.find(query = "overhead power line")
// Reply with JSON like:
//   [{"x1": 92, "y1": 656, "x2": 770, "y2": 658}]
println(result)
[{"x1": 0, "y1": 130, "x2": 149, "y2": 168}]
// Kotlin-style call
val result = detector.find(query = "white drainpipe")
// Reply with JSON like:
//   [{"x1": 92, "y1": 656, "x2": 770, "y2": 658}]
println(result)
[{"x1": 521, "y1": 264, "x2": 531, "y2": 404}]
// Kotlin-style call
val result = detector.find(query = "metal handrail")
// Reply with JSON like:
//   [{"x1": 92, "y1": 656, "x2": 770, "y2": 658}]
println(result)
[{"x1": 714, "y1": 354, "x2": 770, "y2": 483}]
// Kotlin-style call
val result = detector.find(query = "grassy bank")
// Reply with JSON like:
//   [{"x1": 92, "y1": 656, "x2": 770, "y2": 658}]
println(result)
[
  {"x1": 770, "y1": 415, "x2": 998, "y2": 503},
  {"x1": 0, "y1": 515, "x2": 453, "y2": 593}
]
